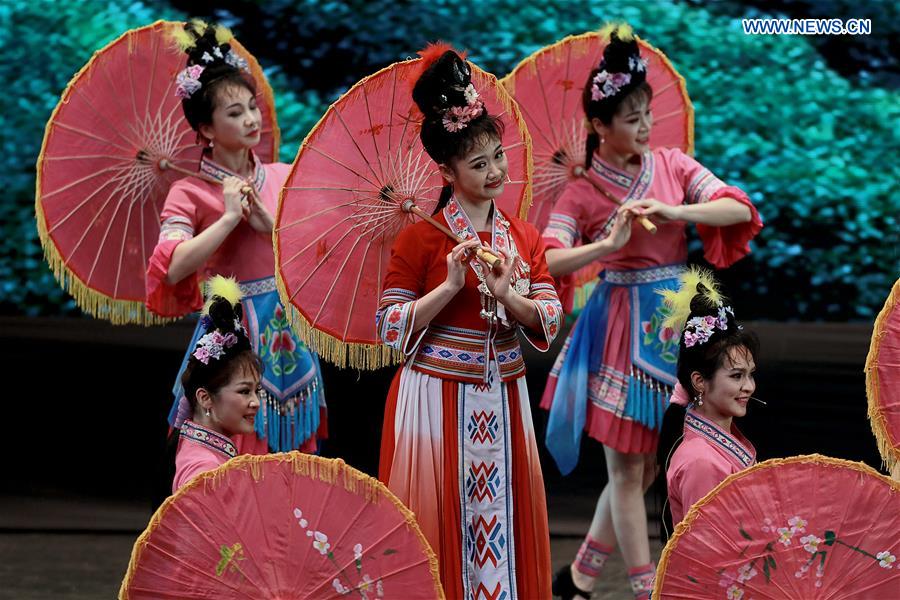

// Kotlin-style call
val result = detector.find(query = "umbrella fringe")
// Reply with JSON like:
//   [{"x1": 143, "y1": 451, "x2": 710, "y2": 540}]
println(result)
[
  {"x1": 121, "y1": 452, "x2": 445, "y2": 599},
  {"x1": 33, "y1": 195, "x2": 174, "y2": 326},
  {"x1": 654, "y1": 454, "x2": 900, "y2": 599},
  {"x1": 500, "y1": 31, "x2": 695, "y2": 157},
  {"x1": 865, "y1": 278, "x2": 900, "y2": 473},
  {"x1": 273, "y1": 262, "x2": 402, "y2": 370}
]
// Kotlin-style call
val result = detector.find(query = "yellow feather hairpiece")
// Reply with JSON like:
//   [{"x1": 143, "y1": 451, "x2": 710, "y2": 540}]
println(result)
[
  {"x1": 169, "y1": 25, "x2": 196, "y2": 52},
  {"x1": 599, "y1": 21, "x2": 634, "y2": 43},
  {"x1": 658, "y1": 266, "x2": 723, "y2": 331},
  {"x1": 214, "y1": 25, "x2": 234, "y2": 45},
  {"x1": 202, "y1": 275, "x2": 243, "y2": 316}
]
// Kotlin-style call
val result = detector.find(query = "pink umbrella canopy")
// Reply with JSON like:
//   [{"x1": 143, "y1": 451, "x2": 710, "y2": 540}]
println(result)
[
  {"x1": 275, "y1": 58, "x2": 533, "y2": 369},
  {"x1": 120, "y1": 453, "x2": 444, "y2": 599},
  {"x1": 866, "y1": 278, "x2": 900, "y2": 474},
  {"x1": 654, "y1": 454, "x2": 900, "y2": 599},
  {"x1": 501, "y1": 31, "x2": 693, "y2": 313},
  {"x1": 35, "y1": 20, "x2": 279, "y2": 324}
]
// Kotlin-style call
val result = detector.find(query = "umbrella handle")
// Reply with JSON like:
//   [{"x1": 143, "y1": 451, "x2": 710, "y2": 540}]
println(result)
[
  {"x1": 403, "y1": 201, "x2": 501, "y2": 268},
  {"x1": 154, "y1": 157, "x2": 259, "y2": 205},
  {"x1": 572, "y1": 166, "x2": 657, "y2": 234}
]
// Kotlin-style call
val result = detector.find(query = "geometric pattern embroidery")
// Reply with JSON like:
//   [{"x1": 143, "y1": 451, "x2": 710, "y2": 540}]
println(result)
[
  {"x1": 468, "y1": 411, "x2": 499, "y2": 445},
  {"x1": 685, "y1": 412, "x2": 754, "y2": 467},
  {"x1": 467, "y1": 514, "x2": 507, "y2": 569},
  {"x1": 473, "y1": 582, "x2": 508, "y2": 600},
  {"x1": 466, "y1": 461, "x2": 500, "y2": 503}
]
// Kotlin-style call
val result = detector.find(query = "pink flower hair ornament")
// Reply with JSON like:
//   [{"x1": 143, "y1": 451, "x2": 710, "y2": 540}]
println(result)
[
  {"x1": 175, "y1": 64, "x2": 205, "y2": 99},
  {"x1": 441, "y1": 83, "x2": 484, "y2": 132}
]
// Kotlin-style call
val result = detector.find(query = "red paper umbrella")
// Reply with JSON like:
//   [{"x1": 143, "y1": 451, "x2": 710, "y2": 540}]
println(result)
[
  {"x1": 35, "y1": 20, "x2": 279, "y2": 324},
  {"x1": 654, "y1": 455, "x2": 900, "y2": 599},
  {"x1": 275, "y1": 59, "x2": 532, "y2": 369},
  {"x1": 866, "y1": 278, "x2": 900, "y2": 476},
  {"x1": 120, "y1": 453, "x2": 444, "y2": 599},
  {"x1": 501, "y1": 32, "x2": 693, "y2": 312}
]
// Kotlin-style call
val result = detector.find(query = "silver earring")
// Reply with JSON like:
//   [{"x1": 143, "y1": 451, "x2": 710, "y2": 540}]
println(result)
[
  {"x1": 205, "y1": 408, "x2": 211, "y2": 417},
  {"x1": 697, "y1": 392, "x2": 704, "y2": 406}
]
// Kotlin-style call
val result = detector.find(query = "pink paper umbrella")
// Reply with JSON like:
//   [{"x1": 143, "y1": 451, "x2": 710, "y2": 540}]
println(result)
[
  {"x1": 120, "y1": 453, "x2": 444, "y2": 599},
  {"x1": 500, "y1": 31, "x2": 693, "y2": 314},
  {"x1": 654, "y1": 454, "x2": 900, "y2": 599},
  {"x1": 274, "y1": 58, "x2": 532, "y2": 369},
  {"x1": 867, "y1": 278, "x2": 900, "y2": 476},
  {"x1": 35, "y1": 21, "x2": 279, "y2": 324}
]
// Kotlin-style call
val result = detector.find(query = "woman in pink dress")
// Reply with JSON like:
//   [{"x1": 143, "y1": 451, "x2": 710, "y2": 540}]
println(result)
[
  {"x1": 543, "y1": 25, "x2": 763, "y2": 600},
  {"x1": 172, "y1": 277, "x2": 262, "y2": 492},
  {"x1": 146, "y1": 22, "x2": 324, "y2": 456},
  {"x1": 376, "y1": 46, "x2": 562, "y2": 598},
  {"x1": 657, "y1": 269, "x2": 759, "y2": 531}
]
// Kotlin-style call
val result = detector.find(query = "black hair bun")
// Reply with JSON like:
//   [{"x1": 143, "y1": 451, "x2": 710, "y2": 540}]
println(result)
[{"x1": 412, "y1": 50, "x2": 473, "y2": 120}]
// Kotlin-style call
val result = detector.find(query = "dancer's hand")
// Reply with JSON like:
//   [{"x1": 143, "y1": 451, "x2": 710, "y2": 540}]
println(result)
[
  {"x1": 222, "y1": 176, "x2": 250, "y2": 225},
  {"x1": 245, "y1": 188, "x2": 274, "y2": 233},
  {"x1": 605, "y1": 206, "x2": 639, "y2": 251},
  {"x1": 628, "y1": 198, "x2": 682, "y2": 222},
  {"x1": 477, "y1": 250, "x2": 517, "y2": 304},
  {"x1": 445, "y1": 238, "x2": 482, "y2": 292}
]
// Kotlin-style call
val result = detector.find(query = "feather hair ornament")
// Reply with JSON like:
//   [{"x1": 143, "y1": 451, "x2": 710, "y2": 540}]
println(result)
[
  {"x1": 202, "y1": 275, "x2": 243, "y2": 316},
  {"x1": 599, "y1": 21, "x2": 634, "y2": 43},
  {"x1": 658, "y1": 266, "x2": 723, "y2": 331},
  {"x1": 411, "y1": 41, "x2": 467, "y2": 87}
]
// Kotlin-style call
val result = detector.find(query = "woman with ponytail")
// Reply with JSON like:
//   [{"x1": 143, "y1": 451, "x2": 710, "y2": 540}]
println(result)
[
  {"x1": 376, "y1": 45, "x2": 562, "y2": 598},
  {"x1": 146, "y1": 21, "x2": 325, "y2": 459},
  {"x1": 657, "y1": 268, "x2": 759, "y2": 537},
  {"x1": 543, "y1": 24, "x2": 763, "y2": 600}
]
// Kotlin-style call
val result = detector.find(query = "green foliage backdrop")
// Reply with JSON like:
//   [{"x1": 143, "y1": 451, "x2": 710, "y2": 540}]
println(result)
[{"x1": 3, "y1": 0, "x2": 898, "y2": 319}]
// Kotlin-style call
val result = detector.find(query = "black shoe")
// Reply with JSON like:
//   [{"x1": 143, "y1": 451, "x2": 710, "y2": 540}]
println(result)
[{"x1": 551, "y1": 564, "x2": 592, "y2": 599}]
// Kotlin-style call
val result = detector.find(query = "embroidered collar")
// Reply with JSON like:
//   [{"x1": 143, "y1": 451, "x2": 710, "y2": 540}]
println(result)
[
  {"x1": 180, "y1": 420, "x2": 237, "y2": 460},
  {"x1": 442, "y1": 198, "x2": 530, "y2": 296},
  {"x1": 684, "y1": 410, "x2": 755, "y2": 468},
  {"x1": 199, "y1": 151, "x2": 266, "y2": 190},
  {"x1": 590, "y1": 150, "x2": 652, "y2": 190}
]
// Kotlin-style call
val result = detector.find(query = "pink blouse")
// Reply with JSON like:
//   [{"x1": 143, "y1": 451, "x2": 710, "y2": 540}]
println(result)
[
  {"x1": 543, "y1": 148, "x2": 762, "y2": 270},
  {"x1": 172, "y1": 420, "x2": 237, "y2": 492},
  {"x1": 667, "y1": 410, "x2": 756, "y2": 524},
  {"x1": 146, "y1": 153, "x2": 291, "y2": 317}
]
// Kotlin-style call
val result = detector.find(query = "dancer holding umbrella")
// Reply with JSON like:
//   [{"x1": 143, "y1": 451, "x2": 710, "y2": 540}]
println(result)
[
  {"x1": 541, "y1": 24, "x2": 763, "y2": 599},
  {"x1": 375, "y1": 45, "x2": 562, "y2": 598},
  {"x1": 146, "y1": 21, "x2": 325, "y2": 457}
]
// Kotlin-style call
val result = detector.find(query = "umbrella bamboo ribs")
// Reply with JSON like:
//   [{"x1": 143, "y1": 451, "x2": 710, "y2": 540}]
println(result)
[{"x1": 136, "y1": 150, "x2": 259, "y2": 205}]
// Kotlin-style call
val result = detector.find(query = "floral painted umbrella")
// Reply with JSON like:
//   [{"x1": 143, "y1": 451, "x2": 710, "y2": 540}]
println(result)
[
  {"x1": 35, "y1": 20, "x2": 279, "y2": 324},
  {"x1": 501, "y1": 30, "x2": 692, "y2": 313},
  {"x1": 866, "y1": 278, "x2": 900, "y2": 477},
  {"x1": 120, "y1": 453, "x2": 444, "y2": 599},
  {"x1": 654, "y1": 454, "x2": 900, "y2": 599}
]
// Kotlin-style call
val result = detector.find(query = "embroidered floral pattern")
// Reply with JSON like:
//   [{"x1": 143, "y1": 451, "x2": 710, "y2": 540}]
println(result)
[
  {"x1": 641, "y1": 303, "x2": 678, "y2": 364},
  {"x1": 180, "y1": 421, "x2": 237, "y2": 458},
  {"x1": 258, "y1": 303, "x2": 303, "y2": 376}
]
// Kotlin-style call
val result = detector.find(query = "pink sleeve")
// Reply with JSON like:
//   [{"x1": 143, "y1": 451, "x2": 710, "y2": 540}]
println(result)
[
  {"x1": 673, "y1": 457, "x2": 731, "y2": 516},
  {"x1": 671, "y1": 149, "x2": 763, "y2": 268},
  {"x1": 172, "y1": 455, "x2": 222, "y2": 492},
  {"x1": 696, "y1": 186, "x2": 763, "y2": 268},
  {"x1": 146, "y1": 184, "x2": 203, "y2": 317},
  {"x1": 542, "y1": 180, "x2": 588, "y2": 250}
]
